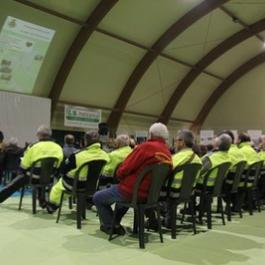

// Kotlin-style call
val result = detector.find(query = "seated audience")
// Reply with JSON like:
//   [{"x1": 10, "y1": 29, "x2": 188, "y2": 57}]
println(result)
[
  {"x1": 47, "y1": 131, "x2": 109, "y2": 213},
  {"x1": 0, "y1": 126, "x2": 63, "y2": 204},
  {"x1": 93, "y1": 122, "x2": 172, "y2": 235}
]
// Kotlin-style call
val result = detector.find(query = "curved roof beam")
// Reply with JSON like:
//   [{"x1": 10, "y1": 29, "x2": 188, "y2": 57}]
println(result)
[
  {"x1": 107, "y1": 0, "x2": 229, "y2": 133},
  {"x1": 48, "y1": 0, "x2": 118, "y2": 111},
  {"x1": 191, "y1": 51, "x2": 265, "y2": 131},
  {"x1": 159, "y1": 17, "x2": 265, "y2": 124}
]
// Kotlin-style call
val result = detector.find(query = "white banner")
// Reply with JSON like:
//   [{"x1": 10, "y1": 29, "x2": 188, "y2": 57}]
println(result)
[
  {"x1": 200, "y1": 130, "x2": 214, "y2": 145},
  {"x1": 64, "y1": 105, "x2": 101, "y2": 129},
  {"x1": 0, "y1": 16, "x2": 55, "y2": 93}
]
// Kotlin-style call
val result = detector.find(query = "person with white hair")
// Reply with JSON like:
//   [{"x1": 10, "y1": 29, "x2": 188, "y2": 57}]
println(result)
[
  {"x1": 93, "y1": 122, "x2": 172, "y2": 235},
  {"x1": 98, "y1": 134, "x2": 132, "y2": 190},
  {"x1": 0, "y1": 125, "x2": 63, "y2": 204}
]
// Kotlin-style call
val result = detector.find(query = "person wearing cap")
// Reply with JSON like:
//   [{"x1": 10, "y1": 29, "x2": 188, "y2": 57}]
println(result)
[
  {"x1": 47, "y1": 131, "x2": 109, "y2": 212},
  {"x1": 0, "y1": 125, "x2": 63, "y2": 203},
  {"x1": 98, "y1": 134, "x2": 132, "y2": 190},
  {"x1": 93, "y1": 122, "x2": 172, "y2": 235}
]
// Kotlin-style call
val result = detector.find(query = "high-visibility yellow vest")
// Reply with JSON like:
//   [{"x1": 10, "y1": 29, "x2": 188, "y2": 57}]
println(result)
[
  {"x1": 21, "y1": 140, "x2": 63, "y2": 169},
  {"x1": 102, "y1": 146, "x2": 132, "y2": 177},
  {"x1": 198, "y1": 151, "x2": 231, "y2": 187},
  {"x1": 170, "y1": 148, "x2": 202, "y2": 189},
  {"x1": 67, "y1": 143, "x2": 109, "y2": 180},
  {"x1": 229, "y1": 144, "x2": 246, "y2": 170},
  {"x1": 238, "y1": 142, "x2": 259, "y2": 166}
]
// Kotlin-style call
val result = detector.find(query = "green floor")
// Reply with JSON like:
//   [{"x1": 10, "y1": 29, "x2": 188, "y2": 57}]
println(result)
[{"x1": 1, "y1": 197, "x2": 265, "y2": 265}]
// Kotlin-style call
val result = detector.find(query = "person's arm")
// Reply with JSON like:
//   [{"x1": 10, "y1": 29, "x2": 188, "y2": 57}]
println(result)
[
  {"x1": 60, "y1": 153, "x2": 77, "y2": 175},
  {"x1": 20, "y1": 146, "x2": 32, "y2": 170},
  {"x1": 200, "y1": 156, "x2": 212, "y2": 176},
  {"x1": 116, "y1": 145, "x2": 145, "y2": 180}
]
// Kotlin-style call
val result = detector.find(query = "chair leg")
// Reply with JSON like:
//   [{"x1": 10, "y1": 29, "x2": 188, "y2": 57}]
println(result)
[
  {"x1": 218, "y1": 197, "x2": 226, "y2": 225},
  {"x1": 56, "y1": 192, "x2": 65, "y2": 223},
  {"x1": 190, "y1": 199, "x2": 197, "y2": 235},
  {"x1": 171, "y1": 202, "x2": 177, "y2": 239},
  {"x1": 32, "y1": 187, "x2": 37, "y2": 214},
  {"x1": 227, "y1": 196, "x2": 232, "y2": 221},
  {"x1": 206, "y1": 195, "x2": 212, "y2": 230},
  {"x1": 18, "y1": 186, "x2": 25, "y2": 210},
  {"x1": 138, "y1": 206, "x2": 145, "y2": 249},
  {"x1": 181, "y1": 202, "x2": 186, "y2": 224},
  {"x1": 109, "y1": 204, "x2": 118, "y2": 241},
  {"x1": 133, "y1": 208, "x2": 138, "y2": 234},
  {"x1": 76, "y1": 194, "x2": 82, "y2": 229},
  {"x1": 68, "y1": 197, "x2": 73, "y2": 209},
  {"x1": 199, "y1": 194, "x2": 205, "y2": 224},
  {"x1": 247, "y1": 189, "x2": 253, "y2": 215},
  {"x1": 156, "y1": 205, "x2": 163, "y2": 243}
]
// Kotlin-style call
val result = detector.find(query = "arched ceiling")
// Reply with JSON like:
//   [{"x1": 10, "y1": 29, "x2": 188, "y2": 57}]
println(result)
[{"x1": 1, "y1": 0, "x2": 265, "y2": 133}]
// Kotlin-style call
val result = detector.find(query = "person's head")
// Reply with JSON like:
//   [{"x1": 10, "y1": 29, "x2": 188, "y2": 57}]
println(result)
[
  {"x1": 115, "y1": 134, "x2": 130, "y2": 148},
  {"x1": 84, "y1": 131, "x2": 99, "y2": 147},
  {"x1": 36, "y1": 125, "x2": 51, "y2": 140},
  {"x1": 64, "y1": 134, "x2": 75, "y2": 146},
  {"x1": 174, "y1": 129, "x2": 194, "y2": 151},
  {"x1": 238, "y1": 132, "x2": 251, "y2": 144},
  {"x1": 216, "y1": 133, "x2": 232, "y2": 151},
  {"x1": 149, "y1": 122, "x2": 168, "y2": 141},
  {"x1": 221, "y1": 130, "x2": 235, "y2": 144},
  {"x1": 0, "y1": 131, "x2": 4, "y2": 143},
  {"x1": 129, "y1": 138, "x2": 136, "y2": 149},
  {"x1": 7, "y1": 137, "x2": 18, "y2": 146},
  {"x1": 259, "y1": 135, "x2": 265, "y2": 150}
]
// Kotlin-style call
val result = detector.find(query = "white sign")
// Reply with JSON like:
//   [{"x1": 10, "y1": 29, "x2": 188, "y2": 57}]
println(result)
[
  {"x1": 64, "y1": 105, "x2": 101, "y2": 129},
  {"x1": 0, "y1": 16, "x2": 55, "y2": 93},
  {"x1": 200, "y1": 130, "x2": 214, "y2": 145}
]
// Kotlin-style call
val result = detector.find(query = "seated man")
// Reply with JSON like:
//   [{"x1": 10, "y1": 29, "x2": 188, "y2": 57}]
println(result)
[
  {"x1": 162, "y1": 129, "x2": 202, "y2": 227},
  {"x1": 258, "y1": 135, "x2": 265, "y2": 199},
  {"x1": 196, "y1": 133, "x2": 232, "y2": 191},
  {"x1": 98, "y1": 134, "x2": 132, "y2": 190},
  {"x1": 47, "y1": 131, "x2": 109, "y2": 212},
  {"x1": 0, "y1": 126, "x2": 63, "y2": 204},
  {"x1": 93, "y1": 122, "x2": 172, "y2": 235}
]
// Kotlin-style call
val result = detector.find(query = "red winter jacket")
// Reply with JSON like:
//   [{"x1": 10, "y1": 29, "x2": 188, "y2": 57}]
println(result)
[{"x1": 116, "y1": 138, "x2": 172, "y2": 200}]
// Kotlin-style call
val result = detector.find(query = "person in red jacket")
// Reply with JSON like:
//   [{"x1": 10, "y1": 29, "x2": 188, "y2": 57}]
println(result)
[{"x1": 93, "y1": 122, "x2": 172, "y2": 235}]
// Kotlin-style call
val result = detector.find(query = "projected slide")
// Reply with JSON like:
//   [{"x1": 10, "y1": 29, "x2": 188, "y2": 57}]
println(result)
[{"x1": 0, "y1": 16, "x2": 55, "y2": 93}]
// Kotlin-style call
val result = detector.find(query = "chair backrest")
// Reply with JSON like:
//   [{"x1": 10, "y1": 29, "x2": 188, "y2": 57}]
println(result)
[
  {"x1": 73, "y1": 159, "x2": 107, "y2": 195},
  {"x1": 31, "y1": 157, "x2": 59, "y2": 185},
  {"x1": 176, "y1": 163, "x2": 202, "y2": 201},
  {"x1": 113, "y1": 162, "x2": 122, "y2": 184},
  {"x1": 230, "y1": 161, "x2": 247, "y2": 193},
  {"x1": 203, "y1": 162, "x2": 231, "y2": 197},
  {"x1": 245, "y1": 161, "x2": 263, "y2": 188},
  {"x1": 4, "y1": 152, "x2": 22, "y2": 171},
  {"x1": 131, "y1": 163, "x2": 171, "y2": 206}
]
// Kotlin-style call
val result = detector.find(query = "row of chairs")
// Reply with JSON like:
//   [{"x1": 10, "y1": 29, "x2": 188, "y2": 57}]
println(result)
[{"x1": 17, "y1": 157, "x2": 264, "y2": 249}]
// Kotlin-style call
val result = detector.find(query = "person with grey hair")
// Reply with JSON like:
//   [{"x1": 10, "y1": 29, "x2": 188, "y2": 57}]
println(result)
[
  {"x1": 93, "y1": 122, "x2": 172, "y2": 235},
  {"x1": 47, "y1": 131, "x2": 109, "y2": 213},
  {"x1": 146, "y1": 129, "x2": 202, "y2": 229},
  {"x1": 0, "y1": 125, "x2": 63, "y2": 204},
  {"x1": 98, "y1": 134, "x2": 132, "y2": 190},
  {"x1": 196, "y1": 133, "x2": 232, "y2": 190}
]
